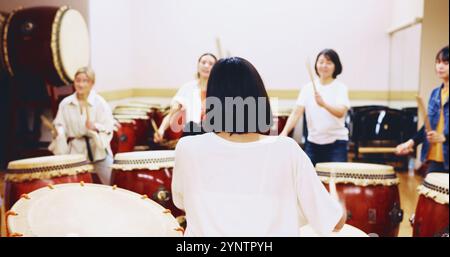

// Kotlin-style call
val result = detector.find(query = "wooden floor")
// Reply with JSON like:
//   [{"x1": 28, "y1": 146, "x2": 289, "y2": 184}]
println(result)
[
  {"x1": 0, "y1": 169, "x2": 423, "y2": 237},
  {"x1": 397, "y1": 171, "x2": 423, "y2": 237}
]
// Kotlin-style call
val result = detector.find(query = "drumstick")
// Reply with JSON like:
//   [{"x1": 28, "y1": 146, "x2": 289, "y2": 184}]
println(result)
[
  {"x1": 216, "y1": 37, "x2": 224, "y2": 59},
  {"x1": 306, "y1": 59, "x2": 318, "y2": 93},
  {"x1": 40, "y1": 115, "x2": 57, "y2": 135},
  {"x1": 416, "y1": 96, "x2": 432, "y2": 132},
  {"x1": 150, "y1": 118, "x2": 159, "y2": 132}
]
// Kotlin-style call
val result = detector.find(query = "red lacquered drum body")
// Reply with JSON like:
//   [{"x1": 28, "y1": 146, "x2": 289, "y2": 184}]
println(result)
[
  {"x1": 111, "y1": 151, "x2": 184, "y2": 219},
  {"x1": 271, "y1": 113, "x2": 289, "y2": 135},
  {"x1": 4, "y1": 155, "x2": 93, "y2": 210},
  {"x1": 164, "y1": 109, "x2": 185, "y2": 141},
  {"x1": 316, "y1": 162, "x2": 403, "y2": 237},
  {"x1": 113, "y1": 108, "x2": 150, "y2": 147},
  {"x1": 412, "y1": 173, "x2": 449, "y2": 237},
  {"x1": 111, "y1": 119, "x2": 137, "y2": 154},
  {"x1": 265, "y1": 107, "x2": 291, "y2": 135},
  {"x1": 3, "y1": 6, "x2": 89, "y2": 85}
]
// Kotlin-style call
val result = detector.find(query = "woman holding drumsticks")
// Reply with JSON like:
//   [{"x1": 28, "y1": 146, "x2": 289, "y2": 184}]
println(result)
[
  {"x1": 396, "y1": 46, "x2": 449, "y2": 174},
  {"x1": 281, "y1": 49, "x2": 350, "y2": 166},
  {"x1": 48, "y1": 67, "x2": 115, "y2": 184},
  {"x1": 153, "y1": 53, "x2": 217, "y2": 143}
]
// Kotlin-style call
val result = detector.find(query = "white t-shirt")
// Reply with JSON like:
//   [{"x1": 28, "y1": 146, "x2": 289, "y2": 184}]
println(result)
[
  {"x1": 172, "y1": 80, "x2": 202, "y2": 124},
  {"x1": 172, "y1": 133, "x2": 343, "y2": 237},
  {"x1": 296, "y1": 79, "x2": 350, "y2": 145}
]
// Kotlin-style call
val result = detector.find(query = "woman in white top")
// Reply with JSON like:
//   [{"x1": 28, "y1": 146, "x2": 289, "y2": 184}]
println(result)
[
  {"x1": 48, "y1": 67, "x2": 115, "y2": 184},
  {"x1": 172, "y1": 57, "x2": 346, "y2": 236},
  {"x1": 281, "y1": 49, "x2": 350, "y2": 166},
  {"x1": 154, "y1": 53, "x2": 217, "y2": 142}
]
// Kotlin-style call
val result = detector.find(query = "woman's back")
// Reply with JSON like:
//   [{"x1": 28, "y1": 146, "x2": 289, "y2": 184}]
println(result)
[{"x1": 173, "y1": 133, "x2": 342, "y2": 236}]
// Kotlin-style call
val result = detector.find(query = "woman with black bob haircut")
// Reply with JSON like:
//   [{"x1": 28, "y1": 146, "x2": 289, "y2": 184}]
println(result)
[
  {"x1": 171, "y1": 57, "x2": 346, "y2": 236},
  {"x1": 203, "y1": 57, "x2": 273, "y2": 134}
]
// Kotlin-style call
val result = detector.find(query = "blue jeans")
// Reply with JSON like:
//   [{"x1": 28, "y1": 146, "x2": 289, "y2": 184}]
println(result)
[
  {"x1": 426, "y1": 161, "x2": 448, "y2": 175},
  {"x1": 304, "y1": 140, "x2": 348, "y2": 166}
]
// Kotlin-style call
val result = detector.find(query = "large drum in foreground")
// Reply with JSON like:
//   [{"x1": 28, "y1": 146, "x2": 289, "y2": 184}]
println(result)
[
  {"x1": 2, "y1": 6, "x2": 89, "y2": 85},
  {"x1": 412, "y1": 172, "x2": 449, "y2": 237},
  {"x1": 299, "y1": 224, "x2": 369, "y2": 237},
  {"x1": 4, "y1": 154, "x2": 93, "y2": 210},
  {"x1": 315, "y1": 162, "x2": 403, "y2": 237},
  {"x1": 6, "y1": 183, "x2": 183, "y2": 237},
  {"x1": 111, "y1": 151, "x2": 185, "y2": 221}
]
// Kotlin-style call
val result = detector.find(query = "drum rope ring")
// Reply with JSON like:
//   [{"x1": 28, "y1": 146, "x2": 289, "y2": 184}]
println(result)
[
  {"x1": 113, "y1": 157, "x2": 175, "y2": 166},
  {"x1": 316, "y1": 171, "x2": 397, "y2": 180},
  {"x1": 422, "y1": 181, "x2": 449, "y2": 195},
  {"x1": 50, "y1": 5, "x2": 71, "y2": 85}
]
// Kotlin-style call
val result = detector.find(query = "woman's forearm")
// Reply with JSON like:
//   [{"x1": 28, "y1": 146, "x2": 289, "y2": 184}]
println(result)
[
  {"x1": 281, "y1": 106, "x2": 304, "y2": 135},
  {"x1": 323, "y1": 103, "x2": 347, "y2": 119}
]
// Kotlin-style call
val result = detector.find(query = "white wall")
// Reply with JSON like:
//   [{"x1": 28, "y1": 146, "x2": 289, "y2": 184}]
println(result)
[
  {"x1": 90, "y1": 0, "x2": 395, "y2": 93},
  {"x1": 390, "y1": 0, "x2": 423, "y2": 29},
  {"x1": 388, "y1": 0, "x2": 423, "y2": 94},
  {"x1": 389, "y1": 24, "x2": 422, "y2": 92},
  {"x1": 89, "y1": 0, "x2": 133, "y2": 91},
  {"x1": 3, "y1": 1, "x2": 429, "y2": 94},
  {"x1": 419, "y1": 0, "x2": 449, "y2": 102}
]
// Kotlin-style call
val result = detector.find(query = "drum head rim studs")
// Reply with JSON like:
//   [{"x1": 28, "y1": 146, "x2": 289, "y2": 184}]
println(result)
[
  {"x1": 163, "y1": 209, "x2": 171, "y2": 214},
  {"x1": 10, "y1": 232, "x2": 23, "y2": 237},
  {"x1": 5, "y1": 210, "x2": 19, "y2": 237},
  {"x1": 47, "y1": 184, "x2": 55, "y2": 189},
  {"x1": 112, "y1": 185, "x2": 117, "y2": 190},
  {"x1": 80, "y1": 181, "x2": 85, "y2": 187},
  {"x1": 20, "y1": 194, "x2": 30, "y2": 200},
  {"x1": 141, "y1": 194, "x2": 149, "y2": 200}
]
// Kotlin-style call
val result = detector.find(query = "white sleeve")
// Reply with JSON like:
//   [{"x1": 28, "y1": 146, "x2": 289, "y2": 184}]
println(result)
[
  {"x1": 337, "y1": 84, "x2": 351, "y2": 109},
  {"x1": 171, "y1": 85, "x2": 188, "y2": 107},
  {"x1": 172, "y1": 138, "x2": 187, "y2": 210},
  {"x1": 48, "y1": 104, "x2": 70, "y2": 155},
  {"x1": 295, "y1": 84, "x2": 309, "y2": 107},
  {"x1": 295, "y1": 148, "x2": 343, "y2": 236}
]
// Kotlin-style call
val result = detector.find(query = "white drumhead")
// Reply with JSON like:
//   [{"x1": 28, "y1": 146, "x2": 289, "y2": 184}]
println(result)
[
  {"x1": 8, "y1": 183, "x2": 182, "y2": 237},
  {"x1": 113, "y1": 114, "x2": 149, "y2": 120},
  {"x1": 424, "y1": 173, "x2": 449, "y2": 191},
  {"x1": 115, "y1": 104, "x2": 153, "y2": 110},
  {"x1": 418, "y1": 172, "x2": 449, "y2": 205},
  {"x1": 112, "y1": 150, "x2": 175, "y2": 170},
  {"x1": 129, "y1": 100, "x2": 165, "y2": 108},
  {"x1": 299, "y1": 224, "x2": 368, "y2": 237},
  {"x1": 8, "y1": 154, "x2": 87, "y2": 170},
  {"x1": 58, "y1": 9, "x2": 90, "y2": 81}
]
